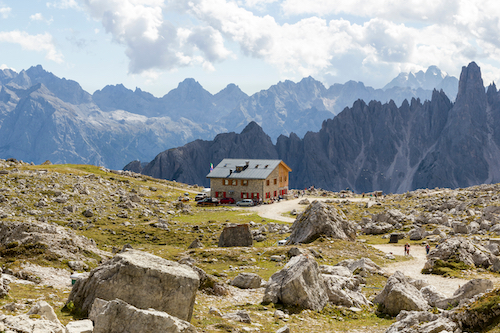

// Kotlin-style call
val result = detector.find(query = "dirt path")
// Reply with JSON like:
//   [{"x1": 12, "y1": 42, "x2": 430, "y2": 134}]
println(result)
[
  {"x1": 248, "y1": 196, "x2": 371, "y2": 223},
  {"x1": 372, "y1": 244, "x2": 470, "y2": 297}
]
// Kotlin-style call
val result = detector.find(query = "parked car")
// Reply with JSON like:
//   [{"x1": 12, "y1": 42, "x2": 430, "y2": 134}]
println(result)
[
  {"x1": 219, "y1": 197, "x2": 235, "y2": 204},
  {"x1": 197, "y1": 197, "x2": 219, "y2": 206},
  {"x1": 236, "y1": 199, "x2": 254, "y2": 206},
  {"x1": 178, "y1": 193, "x2": 190, "y2": 201},
  {"x1": 194, "y1": 193, "x2": 208, "y2": 201}
]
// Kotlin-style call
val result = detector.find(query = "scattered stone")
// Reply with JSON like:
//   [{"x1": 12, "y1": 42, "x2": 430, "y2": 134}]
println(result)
[
  {"x1": 263, "y1": 254, "x2": 328, "y2": 311},
  {"x1": 231, "y1": 273, "x2": 263, "y2": 289},
  {"x1": 222, "y1": 310, "x2": 251, "y2": 323},
  {"x1": 385, "y1": 310, "x2": 457, "y2": 333},
  {"x1": 288, "y1": 201, "x2": 356, "y2": 244},
  {"x1": 66, "y1": 319, "x2": 93, "y2": 333},
  {"x1": 188, "y1": 238, "x2": 204, "y2": 249},
  {"x1": 276, "y1": 326, "x2": 290, "y2": 333},
  {"x1": 67, "y1": 249, "x2": 200, "y2": 321},
  {"x1": 27, "y1": 301, "x2": 62, "y2": 325},
  {"x1": 82, "y1": 209, "x2": 94, "y2": 218},
  {"x1": 208, "y1": 307, "x2": 223, "y2": 317},
  {"x1": 335, "y1": 258, "x2": 383, "y2": 275}
]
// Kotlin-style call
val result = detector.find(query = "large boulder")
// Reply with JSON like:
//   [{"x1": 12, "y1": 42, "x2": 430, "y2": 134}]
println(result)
[
  {"x1": 218, "y1": 224, "x2": 253, "y2": 247},
  {"x1": 424, "y1": 236, "x2": 495, "y2": 271},
  {"x1": 288, "y1": 201, "x2": 356, "y2": 244},
  {"x1": 67, "y1": 249, "x2": 199, "y2": 321},
  {"x1": 322, "y1": 273, "x2": 370, "y2": 307},
  {"x1": 434, "y1": 278, "x2": 493, "y2": 309},
  {"x1": 230, "y1": 273, "x2": 262, "y2": 289},
  {"x1": 420, "y1": 285, "x2": 446, "y2": 307},
  {"x1": 362, "y1": 222, "x2": 393, "y2": 235},
  {"x1": 263, "y1": 254, "x2": 328, "y2": 311},
  {"x1": 93, "y1": 299, "x2": 197, "y2": 333},
  {"x1": 373, "y1": 271, "x2": 429, "y2": 316}
]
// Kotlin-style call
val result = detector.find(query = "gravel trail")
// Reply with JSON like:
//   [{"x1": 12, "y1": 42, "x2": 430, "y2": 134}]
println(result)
[{"x1": 372, "y1": 244, "x2": 471, "y2": 297}]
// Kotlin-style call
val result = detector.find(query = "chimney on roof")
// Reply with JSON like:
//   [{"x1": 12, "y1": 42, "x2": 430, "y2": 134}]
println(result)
[
  {"x1": 246, "y1": 161, "x2": 249, "y2": 165},
  {"x1": 229, "y1": 170, "x2": 232, "y2": 175}
]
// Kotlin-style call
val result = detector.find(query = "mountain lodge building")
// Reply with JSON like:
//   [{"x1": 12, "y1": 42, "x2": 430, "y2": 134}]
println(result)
[{"x1": 207, "y1": 159, "x2": 292, "y2": 201}]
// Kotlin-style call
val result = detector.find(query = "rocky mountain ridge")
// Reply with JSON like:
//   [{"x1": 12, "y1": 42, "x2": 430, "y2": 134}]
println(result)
[
  {"x1": 129, "y1": 62, "x2": 499, "y2": 194},
  {"x1": 0, "y1": 64, "x2": 457, "y2": 169}
]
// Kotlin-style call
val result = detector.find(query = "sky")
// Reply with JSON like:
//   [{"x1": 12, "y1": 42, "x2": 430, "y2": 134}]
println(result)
[{"x1": 1, "y1": 0, "x2": 500, "y2": 97}]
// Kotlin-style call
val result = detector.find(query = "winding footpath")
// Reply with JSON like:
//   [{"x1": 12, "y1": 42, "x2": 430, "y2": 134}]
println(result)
[{"x1": 250, "y1": 197, "x2": 499, "y2": 298}]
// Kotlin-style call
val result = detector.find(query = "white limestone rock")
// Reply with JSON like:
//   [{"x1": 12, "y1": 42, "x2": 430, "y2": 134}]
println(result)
[
  {"x1": 263, "y1": 254, "x2": 328, "y2": 311},
  {"x1": 373, "y1": 271, "x2": 429, "y2": 316},
  {"x1": 288, "y1": 201, "x2": 356, "y2": 244},
  {"x1": 230, "y1": 273, "x2": 263, "y2": 289},
  {"x1": 93, "y1": 299, "x2": 197, "y2": 333},
  {"x1": 67, "y1": 249, "x2": 199, "y2": 321},
  {"x1": 66, "y1": 319, "x2": 93, "y2": 333}
]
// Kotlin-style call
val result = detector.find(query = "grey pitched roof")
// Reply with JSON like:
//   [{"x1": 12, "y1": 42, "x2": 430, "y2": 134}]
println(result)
[{"x1": 207, "y1": 159, "x2": 283, "y2": 179}]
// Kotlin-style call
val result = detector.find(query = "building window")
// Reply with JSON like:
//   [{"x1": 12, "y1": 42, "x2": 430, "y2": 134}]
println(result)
[
  {"x1": 285, "y1": 176, "x2": 287, "y2": 182},
  {"x1": 223, "y1": 179, "x2": 230, "y2": 185},
  {"x1": 274, "y1": 178, "x2": 277, "y2": 185},
  {"x1": 242, "y1": 180, "x2": 248, "y2": 186},
  {"x1": 232, "y1": 179, "x2": 237, "y2": 186},
  {"x1": 266, "y1": 179, "x2": 269, "y2": 186},
  {"x1": 274, "y1": 190, "x2": 277, "y2": 197}
]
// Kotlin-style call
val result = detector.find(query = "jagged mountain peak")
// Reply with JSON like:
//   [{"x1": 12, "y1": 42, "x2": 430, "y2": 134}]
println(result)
[
  {"x1": 240, "y1": 121, "x2": 264, "y2": 134},
  {"x1": 456, "y1": 62, "x2": 485, "y2": 104}
]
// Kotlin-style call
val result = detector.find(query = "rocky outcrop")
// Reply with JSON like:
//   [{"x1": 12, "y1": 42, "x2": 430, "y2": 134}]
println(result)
[
  {"x1": 263, "y1": 254, "x2": 328, "y2": 311},
  {"x1": 288, "y1": 201, "x2": 356, "y2": 244},
  {"x1": 93, "y1": 299, "x2": 198, "y2": 333},
  {"x1": 385, "y1": 310, "x2": 458, "y2": 333},
  {"x1": 423, "y1": 237, "x2": 495, "y2": 271},
  {"x1": 374, "y1": 271, "x2": 429, "y2": 316},
  {"x1": 321, "y1": 267, "x2": 370, "y2": 307},
  {"x1": 67, "y1": 249, "x2": 199, "y2": 321},
  {"x1": 0, "y1": 220, "x2": 107, "y2": 262},
  {"x1": 434, "y1": 279, "x2": 493, "y2": 309}
]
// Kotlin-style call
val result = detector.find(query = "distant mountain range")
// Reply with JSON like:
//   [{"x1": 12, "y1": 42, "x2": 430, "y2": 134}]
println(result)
[
  {"x1": 0, "y1": 64, "x2": 458, "y2": 170},
  {"x1": 127, "y1": 62, "x2": 500, "y2": 193}
]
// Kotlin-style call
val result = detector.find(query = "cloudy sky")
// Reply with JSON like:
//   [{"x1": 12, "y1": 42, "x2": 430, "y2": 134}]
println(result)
[{"x1": 1, "y1": 0, "x2": 500, "y2": 96}]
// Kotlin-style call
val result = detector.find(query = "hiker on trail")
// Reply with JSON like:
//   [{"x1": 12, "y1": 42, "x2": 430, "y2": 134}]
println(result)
[
  {"x1": 404, "y1": 243, "x2": 410, "y2": 256},
  {"x1": 425, "y1": 244, "x2": 431, "y2": 255}
]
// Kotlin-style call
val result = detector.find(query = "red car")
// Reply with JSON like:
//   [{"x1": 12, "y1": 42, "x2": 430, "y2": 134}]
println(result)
[{"x1": 219, "y1": 197, "x2": 235, "y2": 204}]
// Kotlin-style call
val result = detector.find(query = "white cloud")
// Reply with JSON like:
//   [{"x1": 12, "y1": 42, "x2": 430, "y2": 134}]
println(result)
[
  {"x1": 0, "y1": 6, "x2": 11, "y2": 19},
  {"x1": 46, "y1": 0, "x2": 80, "y2": 9},
  {"x1": 79, "y1": 0, "x2": 500, "y2": 88},
  {"x1": 30, "y1": 13, "x2": 45, "y2": 21},
  {"x1": 281, "y1": 0, "x2": 457, "y2": 24},
  {"x1": 0, "y1": 31, "x2": 64, "y2": 63},
  {"x1": 0, "y1": 64, "x2": 15, "y2": 70},
  {"x1": 81, "y1": 0, "x2": 232, "y2": 74}
]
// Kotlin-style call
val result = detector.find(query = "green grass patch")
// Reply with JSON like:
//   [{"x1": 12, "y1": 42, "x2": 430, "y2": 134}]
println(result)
[{"x1": 421, "y1": 259, "x2": 471, "y2": 277}]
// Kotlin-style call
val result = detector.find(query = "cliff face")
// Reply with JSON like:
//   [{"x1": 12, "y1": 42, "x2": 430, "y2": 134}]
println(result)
[{"x1": 135, "y1": 62, "x2": 500, "y2": 193}]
